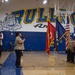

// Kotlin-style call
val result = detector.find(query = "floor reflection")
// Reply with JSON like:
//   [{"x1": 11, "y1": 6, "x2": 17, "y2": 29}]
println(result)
[{"x1": 0, "y1": 51, "x2": 75, "y2": 75}]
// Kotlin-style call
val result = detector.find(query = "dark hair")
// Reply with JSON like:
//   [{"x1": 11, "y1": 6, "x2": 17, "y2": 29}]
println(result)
[{"x1": 15, "y1": 32, "x2": 20, "y2": 37}]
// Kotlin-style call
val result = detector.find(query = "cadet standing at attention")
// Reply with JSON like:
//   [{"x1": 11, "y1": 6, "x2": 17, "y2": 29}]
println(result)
[
  {"x1": 15, "y1": 32, "x2": 25, "y2": 68},
  {"x1": 0, "y1": 31, "x2": 3, "y2": 59},
  {"x1": 67, "y1": 41, "x2": 74, "y2": 63}
]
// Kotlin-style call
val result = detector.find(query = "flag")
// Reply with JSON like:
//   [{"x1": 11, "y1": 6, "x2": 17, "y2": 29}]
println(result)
[
  {"x1": 65, "y1": 25, "x2": 70, "y2": 50},
  {"x1": 66, "y1": 25, "x2": 70, "y2": 31},
  {"x1": 65, "y1": 25, "x2": 73, "y2": 50},
  {"x1": 46, "y1": 21, "x2": 56, "y2": 55},
  {"x1": 54, "y1": 19, "x2": 66, "y2": 51},
  {"x1": 56, "y1": 19, "x2": 66, "y2": 40}
]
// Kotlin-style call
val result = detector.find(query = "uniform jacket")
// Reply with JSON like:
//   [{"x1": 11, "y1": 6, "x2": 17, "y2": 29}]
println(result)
[{"x1": 15, "y1": 36, "x2": 25, "y2": 50}]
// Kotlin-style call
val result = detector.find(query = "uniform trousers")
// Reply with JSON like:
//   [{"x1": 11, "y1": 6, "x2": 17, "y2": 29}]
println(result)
[
  {"x1": 15, "y1": 50, "x2": 23, "y2": 67},
  {"x1": 67, "y1": 49, "x2": 74, "y2": 63},
  {"x1": 0, "y1": 45, "x2": 2, "y2": 58},
  {"x1": 70, "y1": 52, "x2": 74, "y2": 63},
  {"x1": 67, "y1": 49, "x2": 71, "y2": 62}
]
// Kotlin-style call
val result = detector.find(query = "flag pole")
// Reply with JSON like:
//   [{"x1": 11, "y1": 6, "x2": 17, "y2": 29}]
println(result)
[
  {"x1": 47, "y1": 0, "x2": 50, "y2": 53},
  {"x1": 54, "y1": 1, "x2": 59, "y2": 54},
  {"x1": 47, "y1": 0, "x2": 50, "y2": 21},
  {"x1": 47, "y1": 0, "x2": 50, "y2": 56}
]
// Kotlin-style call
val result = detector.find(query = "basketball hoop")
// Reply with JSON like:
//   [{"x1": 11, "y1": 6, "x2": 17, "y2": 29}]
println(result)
[
  {"x1": 54, "y1": 0, "x2": 75, "y2": 25},
  {"x1": 54, "y1": 0, "x2": 74, "y2": 16}
]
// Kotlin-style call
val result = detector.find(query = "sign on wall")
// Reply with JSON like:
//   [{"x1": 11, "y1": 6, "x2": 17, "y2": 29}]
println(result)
[{"x1": 0, "y1": 8, "x2": 75, "y2": 32}]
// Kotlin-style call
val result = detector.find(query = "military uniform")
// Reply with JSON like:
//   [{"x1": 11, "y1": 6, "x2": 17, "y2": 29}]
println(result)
[
  {"x1": 0, "y1": 32, "x2": 3, "y2": 58},
  {"x1": 67, "y1": 41, "x2": 74, "y2": 63},
  {"x1": 73, "y1": 41, "x2": 75, "y2": 63},
  {"x1": 15, "y1": 36, "x2": 25, "y2": 67}
]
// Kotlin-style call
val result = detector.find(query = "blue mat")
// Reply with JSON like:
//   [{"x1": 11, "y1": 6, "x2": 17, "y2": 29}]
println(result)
[{"x1": 0, "y1": 52, "x2": 23, "y2": 75}]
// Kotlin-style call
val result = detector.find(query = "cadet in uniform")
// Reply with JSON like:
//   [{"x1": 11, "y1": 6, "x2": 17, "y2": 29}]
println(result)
[
  {"x1": 66, "y1": 41, "x2": 71, "y2": 62},
  {"x1": 67, "y1": 41, "x2": 74, "y2": 63},
  {"x1": 70, "y1": 41, "x2": 74, "y2": 63},
  {"x1": 15, "y1": 32, "x2": 25, "y2": 68},
  {"x1": 0, "y1": 31, "x2": 3, "y2": 59}
]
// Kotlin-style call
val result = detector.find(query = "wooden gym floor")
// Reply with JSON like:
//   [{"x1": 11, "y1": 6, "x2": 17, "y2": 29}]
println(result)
[{"x1": 0, "y1": 51, "x2": 75, "y2": 75}]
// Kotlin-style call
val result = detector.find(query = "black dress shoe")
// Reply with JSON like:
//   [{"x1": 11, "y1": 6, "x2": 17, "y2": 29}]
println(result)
[
  {"x1": 0, "y1": 64, "x2": 2, "y2": 66},
  {"x1": 16, "y1": 66, "x2": 22, "y2": 68},
  {"x1": 73, "y1": 63, "x2": 75, "y2": 64},
  {"x1": 70, "y1": 61, "x2": 74, "y2": 63},
  {"x1": 66, "y1": 61, "x2": 70, "y2": 62}
]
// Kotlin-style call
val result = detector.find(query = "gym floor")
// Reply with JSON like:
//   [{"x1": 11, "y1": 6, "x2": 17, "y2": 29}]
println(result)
[{"x1": 0, "y1": 51, "x2": 75, "y2": 75}]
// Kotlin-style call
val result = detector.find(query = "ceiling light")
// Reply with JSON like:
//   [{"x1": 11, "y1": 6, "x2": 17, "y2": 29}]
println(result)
[
  {"x1": 43, "y1": 0, "x2": 47, "y2": 4},
  {"x1": 5, "y1": 0, "x2": 8, "y2": 2},
  {"x1": 2, "y1": 0, "x2": 4, "y2": 3}
]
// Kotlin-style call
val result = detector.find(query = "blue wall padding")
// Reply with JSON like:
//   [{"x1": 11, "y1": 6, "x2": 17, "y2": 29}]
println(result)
[{"x1": 2, "y1": 31, "x2": 70, "y2": 51}]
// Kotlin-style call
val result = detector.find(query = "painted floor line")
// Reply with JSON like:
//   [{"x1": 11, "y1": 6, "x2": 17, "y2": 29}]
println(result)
[{"x1": 1, "y1": 52, "x2": 23, "y2": 75}]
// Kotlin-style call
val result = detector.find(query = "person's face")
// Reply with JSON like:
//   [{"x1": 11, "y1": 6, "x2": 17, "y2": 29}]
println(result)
[{"x1": 19, "y1": 33, "x2": 22, "y2": 37}]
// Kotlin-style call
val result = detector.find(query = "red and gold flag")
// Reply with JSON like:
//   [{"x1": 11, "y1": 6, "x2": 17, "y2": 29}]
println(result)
[{"x1": 46, "y1": 21, "x2": 56, "y2": 55}]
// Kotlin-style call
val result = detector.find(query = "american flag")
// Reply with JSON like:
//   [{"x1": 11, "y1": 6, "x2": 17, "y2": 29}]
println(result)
[
  {"x1": 65, "y1": 25, "x2": 72, "y2": 50},
  {"x1": 66, "y1": 25, "x2": 70, "y2": 50},
  {"x1": 66, "y1": 25, "x2": 70, "y2": 31}
]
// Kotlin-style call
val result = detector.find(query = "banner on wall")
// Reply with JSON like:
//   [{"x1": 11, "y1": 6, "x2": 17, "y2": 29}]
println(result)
[{"x1": 0, "y1": 8, "x2": 75, "y2": 33}]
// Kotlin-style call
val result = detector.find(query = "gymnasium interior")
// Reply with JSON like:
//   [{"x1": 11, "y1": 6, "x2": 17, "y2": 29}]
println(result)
[{"x1": 0, "y1": 0, "x2": 75, "y2": 75}]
